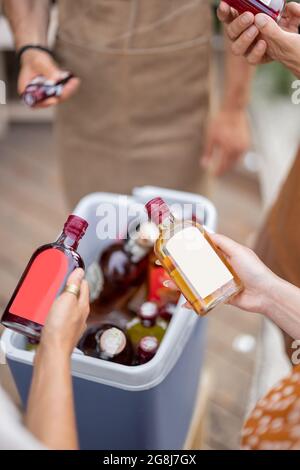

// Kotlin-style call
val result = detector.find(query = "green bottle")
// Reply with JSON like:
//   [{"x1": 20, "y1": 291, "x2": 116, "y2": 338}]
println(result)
[{"x1": 126, "y1": 302, "x2": 167, "y2": 349}]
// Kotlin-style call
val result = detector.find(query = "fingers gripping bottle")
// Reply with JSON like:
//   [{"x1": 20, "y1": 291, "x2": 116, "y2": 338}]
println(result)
[
  {"x1": 1, "y1": 215, "x2": 88, "y2": 338},
  {"x1": 145, "y1": 198, "x2": 243, "y2": 316}
]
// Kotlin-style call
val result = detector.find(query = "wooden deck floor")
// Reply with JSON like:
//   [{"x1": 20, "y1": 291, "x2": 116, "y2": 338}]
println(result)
[{"x1": 0, "y1": 123, "x2": 262, "y2": 449}]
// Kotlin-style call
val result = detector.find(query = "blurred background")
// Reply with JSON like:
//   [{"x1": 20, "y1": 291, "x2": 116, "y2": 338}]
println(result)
[{"x1": 0, "y1": 0, "x2": 299, "y2": 450}]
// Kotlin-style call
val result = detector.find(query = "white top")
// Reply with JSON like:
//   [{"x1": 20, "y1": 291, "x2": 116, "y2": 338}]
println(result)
[{"x1": 0, "y1": 387, "x2": 45, "y2": 450}]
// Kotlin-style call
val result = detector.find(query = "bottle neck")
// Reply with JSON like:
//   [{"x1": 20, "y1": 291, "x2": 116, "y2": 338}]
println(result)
[
  {"x1": 141, "y1": 318, "x2": 156, "y2": 328},
  {"x1": 56, "y1": 231, "x2": 80, "y2": 250},
  {"x1": 158, "y1": 213, "x2": 175, "y2": 232},
  {"x1": 124, "y1": 234, "x2": 151, "y2": 262}
]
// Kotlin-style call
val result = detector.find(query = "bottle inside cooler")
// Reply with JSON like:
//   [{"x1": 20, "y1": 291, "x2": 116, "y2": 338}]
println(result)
[
  {"x1": 86, "y1": 221, "x2": 159, "y2": 317},
  {"x1": 126, "y1": 301, "x2": 167, "y2": 350},
  {"x1": 78, "y1": 323, "x2": 134, "y2": 366}
]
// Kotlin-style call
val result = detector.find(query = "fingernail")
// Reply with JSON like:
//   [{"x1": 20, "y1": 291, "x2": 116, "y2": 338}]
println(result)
[
  {"x1": 241, "y1": 12, "x2": 253, "y2": 24},
  {"x1": 257, "y1": 39, "x2": 266, "y2": 51},
  {"x1": 163, "y1": 280, "x2": 172, "y2": 288},
  {"x1": 76, "y1": 268, "x2": 85, "y2": 280},
  {"x1": 247, "y1": 25, "x2": 258, "y2": 37},
  {"x1": 255, "y1": 14, "x2": 268, "y2": 28},
  {"x1": 59, "y1": 71, "x2": 69, "y2": 78},
  {"x1": 183, "y1": 302, "x2": 191, "y2": 309},
  {"x1": 219, "y1": 1, "x2": 228, "y2": 12}
]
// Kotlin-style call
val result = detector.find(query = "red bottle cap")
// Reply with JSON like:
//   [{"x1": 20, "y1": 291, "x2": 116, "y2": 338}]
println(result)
[
  {"x1": 138, "y1": 302, "x2": 159, "y2": 320},
  {"x1": 64, "y1": 215, "x2": 88, "y2": 241},
  {"x1": 145, "y1": 197, "x2": 170, "y2": 225}
]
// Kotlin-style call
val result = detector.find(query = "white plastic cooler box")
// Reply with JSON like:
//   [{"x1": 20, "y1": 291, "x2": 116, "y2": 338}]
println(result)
[{"x1": 2, "y1": 186, "x2": 217, "y2": 450}]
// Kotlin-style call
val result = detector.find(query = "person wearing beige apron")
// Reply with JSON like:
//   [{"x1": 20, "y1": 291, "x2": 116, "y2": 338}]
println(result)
[{"x1": 5, "y1": 0, "x2": 253, "y2": 208}]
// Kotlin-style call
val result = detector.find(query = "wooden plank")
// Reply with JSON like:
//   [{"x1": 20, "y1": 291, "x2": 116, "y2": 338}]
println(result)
[{"x1": 205, "y1": 399, "x2": 244, "y2": 450}]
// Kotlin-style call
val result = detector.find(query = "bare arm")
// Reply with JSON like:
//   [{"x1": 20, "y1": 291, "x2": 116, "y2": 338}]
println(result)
[
  {"x1": 26, "y1": 346, "x2": 78, "y2": 450},
  {"x1": 3, "y1": 0, "x2": 50, "y2": 49},
  {"x1": 263, "y1": 278, "x2": 300, "y2": 342},
  {"x1": 25, "y1": 269, "x2": 90, "y2": 450},
  {"x1": 210, "y1": 234, "x2": 300, "y2": 341},
  {"x1": 222, "y1": 34, "x2": 255, "y2": 111},
  {"x1": 201, "y1": 28, "x2": 253, "y2": 175}
]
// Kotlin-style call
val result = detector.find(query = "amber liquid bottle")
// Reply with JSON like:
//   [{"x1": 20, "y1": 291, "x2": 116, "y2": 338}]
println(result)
[
  {"x1": 148, "y1": 252, "x2": 180, "y2": 306},
  {"x1": 145, "y1": 198, "x2": 243, "y2": 316},
  {"x1": 1, "y1": 215, "x2": 88, "y2": 339}
]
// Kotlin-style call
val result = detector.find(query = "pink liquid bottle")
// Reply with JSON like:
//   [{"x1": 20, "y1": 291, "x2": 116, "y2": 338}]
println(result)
[
  {"x1": 1, "y1": 215, "x2": 88, "y2": 339},
  {"x1": 225, "y1": 0, "x2": 286, "y2": 21}
]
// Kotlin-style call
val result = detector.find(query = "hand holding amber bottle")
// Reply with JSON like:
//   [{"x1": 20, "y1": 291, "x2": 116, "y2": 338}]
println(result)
[{"x1": 145, "y1": 198, "x2": 243, "y2": 316}]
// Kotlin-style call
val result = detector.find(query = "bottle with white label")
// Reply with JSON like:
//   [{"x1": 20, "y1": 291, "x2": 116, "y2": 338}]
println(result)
[{"x1": 145, "y1": 198, "x2": 243, "y2": 316}]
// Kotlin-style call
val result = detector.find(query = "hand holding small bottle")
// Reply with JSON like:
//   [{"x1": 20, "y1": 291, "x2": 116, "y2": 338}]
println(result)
[
  {"x1": 207, "y1": 234, "x2": 277, "y2": 313},
  {"x1": 165, "y1": 233, "x2": 277, "y2": 315},
  {"x1": 217, "y1": 1, "x2": 300, "y2": 76},
  {"x1": 27, "y1": 268, "x2": 90, "y2": 450},
  {"x1": 19, "y1": 49, "x2": 80, "y2": 108}
]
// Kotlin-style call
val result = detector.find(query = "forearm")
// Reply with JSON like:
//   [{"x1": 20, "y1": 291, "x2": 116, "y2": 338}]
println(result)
[
  {"x1": 222, "y1": 35, "x2": 255, "y2": 110},
  {"x1": 3, "y1": 0, "x2": 50, "y2": 49},
  {"x1": 263, "y1": 276, "x2": 300, "y2": 341},
  {"x1": 25, "y1": 344, "x2": 78, "y2": 450}
]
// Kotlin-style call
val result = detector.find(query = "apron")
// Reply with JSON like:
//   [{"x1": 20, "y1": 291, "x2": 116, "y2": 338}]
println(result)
[
  {"x1": 54, "y1": 0, "x2": 212, "y2": 208},
  {"x1": 255, "y1": 148, "x2": 300, "y2": 357}
]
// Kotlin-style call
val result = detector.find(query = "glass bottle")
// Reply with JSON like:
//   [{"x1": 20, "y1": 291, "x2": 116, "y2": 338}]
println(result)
[
  {"x1": 158, "y1": 302, "x2": 177, "y2": 323},
  {"x1": 22, "y1": 74, "x2": 74, "y2": 107},
  {"x1": 87, "y1": 221, "x2": 159, "y2": 311},
  {"x1": 136, "y1": 336, "x2": 159, "y2": 365},
  {"x1": 126, "y1": 301, "x2": 166, "y2": 348},
  {"x1": 25, "y1": 338, "x2": 40, "y2": 352},
  {"x1": 1, "y1": 215, "x2": 88, "y2": 339},
  {"x1": 78, "y1": 323, "x2": 133, "y2": 365},
  {"x1": 225, "y1": 0, "x2": 286, "y2": 21},
  {"x1": 145, "y1": 198, "x2": 243, "y2": 316},
  {"x1": 148, "y1": 251, "x2": 180, "y2": 306}
]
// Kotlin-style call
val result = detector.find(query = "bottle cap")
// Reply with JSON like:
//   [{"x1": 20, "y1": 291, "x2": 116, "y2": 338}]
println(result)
[
  {"x1": 138, "y1": 336, "x2": 159, "y2": 355},
  {"x1": 145, "y1": 198, "x2": 170, "y2": 225},
  {"x1": 64, "y1": 215, "x2": 88, "y2": 241},
  {"x1": 138, "y1": 302, "x2": 159, "y2": 320},
  {"x1": 97, "y1": 327, "x2": 126, "y2": 357}
]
